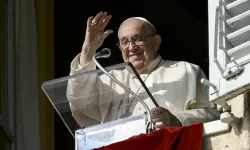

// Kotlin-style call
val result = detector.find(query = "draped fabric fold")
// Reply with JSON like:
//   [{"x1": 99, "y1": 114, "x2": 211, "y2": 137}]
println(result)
[{"x1": 94, "y1": 123, "x2": 203, "y2": 150}]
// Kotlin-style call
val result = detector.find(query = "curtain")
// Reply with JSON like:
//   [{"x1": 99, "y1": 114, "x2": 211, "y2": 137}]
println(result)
[{"x1": 15, "y1": 0, "x2": 54, "y2": 149}]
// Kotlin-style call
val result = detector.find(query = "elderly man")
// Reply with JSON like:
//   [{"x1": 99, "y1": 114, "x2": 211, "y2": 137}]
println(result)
[{"x1": 67, "y1": 11, "x2": 220, "y2": 128}]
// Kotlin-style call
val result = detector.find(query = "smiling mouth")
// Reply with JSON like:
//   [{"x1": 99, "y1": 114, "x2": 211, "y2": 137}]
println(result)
[{"x1": 129, "y1": 52, "x2": 143, "y2": 58}]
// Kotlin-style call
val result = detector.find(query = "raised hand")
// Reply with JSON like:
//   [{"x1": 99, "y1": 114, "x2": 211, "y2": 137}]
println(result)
[{"x1": 80, "y1": 11, "x2": 113, "y2": 66}]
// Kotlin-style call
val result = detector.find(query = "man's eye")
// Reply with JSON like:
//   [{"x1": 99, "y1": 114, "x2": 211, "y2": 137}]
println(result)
[
  {"x1": 121, "y1": 41, "x2": 128, "y2": 45},
  {"x1": 135, "y1": 37, "x2": 143, "y2": 42}
]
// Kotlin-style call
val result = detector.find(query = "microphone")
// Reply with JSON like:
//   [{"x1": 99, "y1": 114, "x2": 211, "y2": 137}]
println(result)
[
  {"x1": 95, "y1": 48, "x2": 111, "y2": 58},
  {"x1": 93, "y1": 48, "x2": 153, "y2": 133}
]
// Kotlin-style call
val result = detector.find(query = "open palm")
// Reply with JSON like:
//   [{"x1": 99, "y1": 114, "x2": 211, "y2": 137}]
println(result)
[{"x1": 83, "y1": 12, "x2": 113, "y2": 51}]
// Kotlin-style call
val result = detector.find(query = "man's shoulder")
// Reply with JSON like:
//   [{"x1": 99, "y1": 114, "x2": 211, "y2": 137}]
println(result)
[
  {"x1": 162, "y1": 60, "x2": 200, "y2": 68},
  {"x1": 160, "y1": 60, "x2": 204, "y2": 75}
]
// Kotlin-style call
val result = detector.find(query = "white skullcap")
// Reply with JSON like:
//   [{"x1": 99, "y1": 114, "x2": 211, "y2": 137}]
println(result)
[{"x1": 119, "y1": 17, "x2": 156, "y2": 32}]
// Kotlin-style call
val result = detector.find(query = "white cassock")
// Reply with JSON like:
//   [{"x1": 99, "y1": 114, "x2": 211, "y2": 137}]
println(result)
[{"x1": 66, "y1": 54, "x2": 220, "y2": 127}]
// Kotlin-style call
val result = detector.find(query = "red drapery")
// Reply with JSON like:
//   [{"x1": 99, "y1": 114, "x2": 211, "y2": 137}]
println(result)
[{"x1": 94, "y1": 123, "x2": 203, "y2": 150}]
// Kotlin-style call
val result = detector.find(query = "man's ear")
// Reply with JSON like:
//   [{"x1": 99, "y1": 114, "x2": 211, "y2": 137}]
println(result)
[{"x1": 154, "y1": 35, "x2": 161, "y2": 51}]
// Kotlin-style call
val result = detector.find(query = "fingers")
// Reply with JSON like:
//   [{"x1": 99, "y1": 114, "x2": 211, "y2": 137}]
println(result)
[
  {"x1": 151, "y1": 107, "x2": 181, "y2": 128},
  {"x1": 87, "y1": 11, "x2": 112, "y2": 32},
  {"x1": 92, "y1": 11, "x2": 111, "y2": 27},
  {"x1": 151, "y1": 107, "x2": 170, "y2": 118},
  {"x1": 151, "y1": 107, "x2": 171, "y2": 128},
  {"x1": 152, "y1": 112, "x2": 166, "y2": 119},
  {"x1": 87, "y1": 16, "x2": 94, "y2": 28},
  {"x1": 101, "y1": 29, "x2": 113, "y2": 40},
  {"x1": 154, "y1": 123, "x2": 169, "y2": 129},
  {"x1": 100, "y1": 15, "x2": 112, "y2": 30},
  {"x1": 152, "y1": 118, "x2": 167, "y2": 123},
  {"x1": 152, "y1": 117, "x2": 171, "y2": 128},
  {"x1": 151, "y1": 107, "x2": 166, "y2": 113},
  {"x1": 92, "y1": 12, "x2": 104, "y2": 25},
  {"x1": 152, "y1": 119, "x2": 171, "y2": 128},
  {"x1": 98, "y1": 12, "x2": 108, "y2": 26}
]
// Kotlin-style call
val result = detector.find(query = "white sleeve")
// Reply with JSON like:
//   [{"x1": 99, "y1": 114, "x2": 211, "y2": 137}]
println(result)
[
  {"x1": 69, "y1": 53, "x2": 96, "y2": 74},
  {"x1": 66, "y1": 54, "x2": 112, "y2": 127},
  {"x1": 174, "y1": 63, "x2": 220, "y2": 126}
]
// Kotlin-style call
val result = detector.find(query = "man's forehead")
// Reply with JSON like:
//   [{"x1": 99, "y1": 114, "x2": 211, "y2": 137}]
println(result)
[
  {"x1": 118, "y1": 19, "x2": 145, "y2": 38},
  {"x1": 119, "y1": 17, "x2": 156, "y2": 32},
  {"x1": 119, "y1": 19, "x2": 144, "y2": 30},
  {"x1": 118, "y1": 17, "x2": 156, "y2": 38}
]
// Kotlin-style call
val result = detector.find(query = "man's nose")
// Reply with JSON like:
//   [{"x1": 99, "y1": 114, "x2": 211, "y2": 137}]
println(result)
[{"x1": 127, "y1": 42, "x2": 137, "y2": 51}]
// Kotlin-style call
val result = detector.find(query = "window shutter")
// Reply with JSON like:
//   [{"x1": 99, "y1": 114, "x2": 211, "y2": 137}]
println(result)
[{"x1": 207, "y1": 0, "x2": 250, "y2": 107}]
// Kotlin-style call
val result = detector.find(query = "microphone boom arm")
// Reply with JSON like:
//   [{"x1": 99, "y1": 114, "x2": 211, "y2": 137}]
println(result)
[{"x1": 93, "y1": 48, "x2": 153, "y2": 133}]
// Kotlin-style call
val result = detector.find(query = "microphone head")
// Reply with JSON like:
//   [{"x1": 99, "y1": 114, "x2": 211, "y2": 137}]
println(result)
[{"x1": 96, "y1": 48, "x2": 111, "y2": 58}]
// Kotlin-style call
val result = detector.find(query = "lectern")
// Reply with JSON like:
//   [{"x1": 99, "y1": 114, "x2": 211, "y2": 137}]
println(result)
[{"x1": 41, "y1": 62, "x2": 153, "y2": 150}]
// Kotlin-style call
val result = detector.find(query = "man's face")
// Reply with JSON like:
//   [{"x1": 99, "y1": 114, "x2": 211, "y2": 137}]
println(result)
[{"x1": 118, "y1": 19, "x2": 159, "y2": 74}]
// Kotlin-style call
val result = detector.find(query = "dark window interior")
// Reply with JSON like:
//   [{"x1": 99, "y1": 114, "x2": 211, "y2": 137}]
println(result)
[{"x1": 55, "y1": 0, "x2": 207, "y2": 149}]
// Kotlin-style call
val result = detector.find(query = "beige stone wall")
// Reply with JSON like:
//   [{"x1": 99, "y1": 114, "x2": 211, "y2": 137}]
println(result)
[{"x1": 202, "y1": 92, "x2": 250, "y2": 150}]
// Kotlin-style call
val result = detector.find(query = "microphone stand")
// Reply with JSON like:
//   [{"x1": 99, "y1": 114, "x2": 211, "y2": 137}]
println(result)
[{"x1": 93, "y1": 48, "x2": 153, "y2": 133}]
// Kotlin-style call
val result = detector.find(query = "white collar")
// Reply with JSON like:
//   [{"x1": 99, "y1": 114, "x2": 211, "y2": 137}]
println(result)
[
  {"x1": 126, "y1": 55, "x2": 163, "y2": 75},
  {"x1": 142, "y1": 55, "x2": 162, "y2": 74}
]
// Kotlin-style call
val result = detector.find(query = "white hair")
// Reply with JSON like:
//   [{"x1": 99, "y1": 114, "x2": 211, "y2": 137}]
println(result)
[{"x1": 119, "y1": 17, "x2": 156, "y2": 32}]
